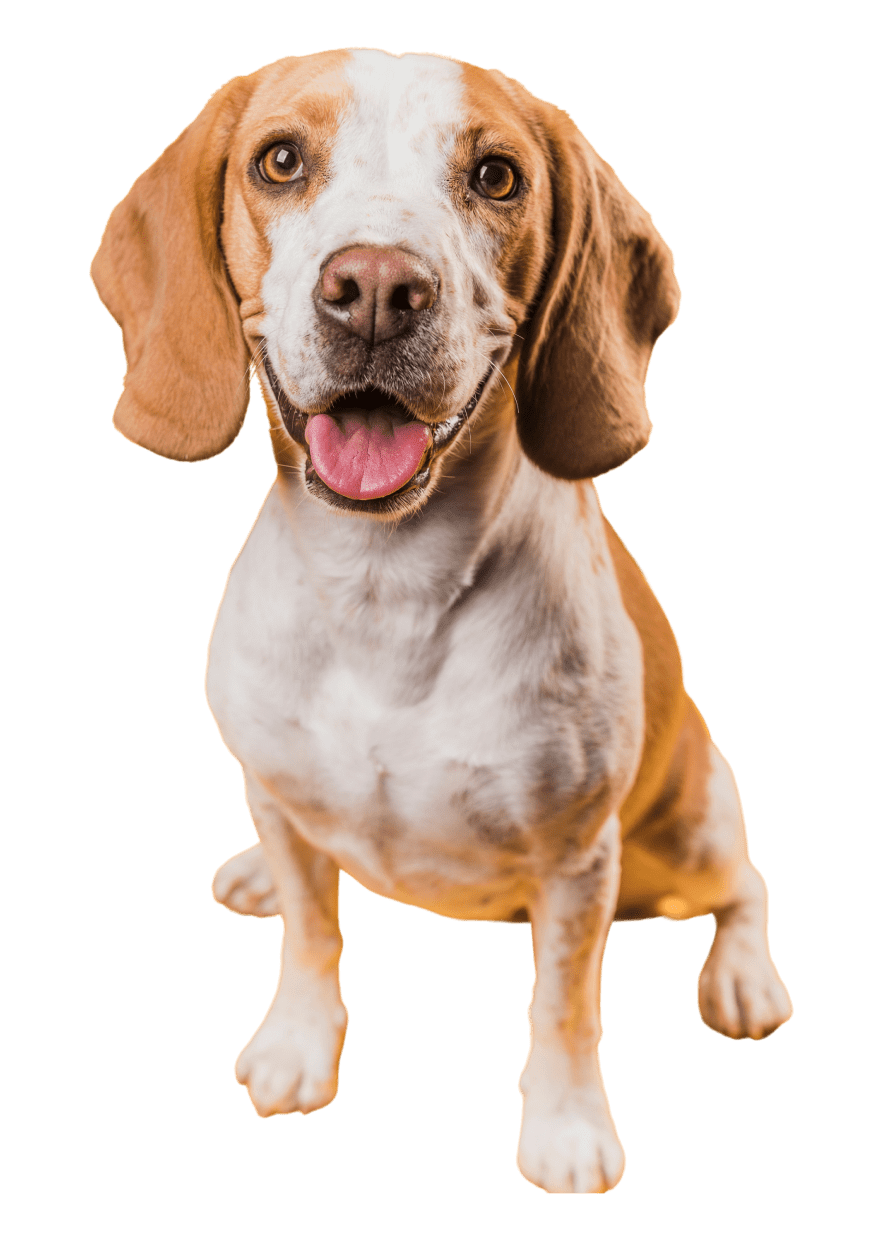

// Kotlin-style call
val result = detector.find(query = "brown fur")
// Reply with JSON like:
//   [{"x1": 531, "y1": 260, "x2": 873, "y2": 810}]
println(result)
[
  {"x1": 461, "y1": 65, "x2": 684, "y2": 478},
  {"x1": 92, "y1": 55, "x2": 712, "y2": 917},
  {"x1": 511, "y1": 88, "x2": 681, "y2": 479},
  {"x1": 459, "y1": 63, "x2": 681, "y2": 479},
  {"x1": 91, "y1": 72, "x2": 262, "y2": 460},
  {"x1": 91, "y1": 55, "x2": 716, "y2": 904},
  {"x1": 92, "y1": 53, "x2": 353, "y2": 462},
  {"x1": 95, "y1": 54, "x2": 678, "y2": 480},
  {"x1": 97, "y1": 54, "x2": 791, "y2": 1187}
]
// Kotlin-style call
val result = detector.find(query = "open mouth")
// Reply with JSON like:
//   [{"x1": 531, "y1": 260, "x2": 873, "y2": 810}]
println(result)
[{"x1": 263, "y1": 358, "x2": 492, "y2": 509}]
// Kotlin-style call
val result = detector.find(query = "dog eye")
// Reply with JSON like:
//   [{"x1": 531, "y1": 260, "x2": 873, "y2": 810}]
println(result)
[
  {"x1": 472, "y1": 158, "x2": 519, "y2": 201},
  {"x1": 258, "y1": 142, "x2": 304, "y2": 184}
]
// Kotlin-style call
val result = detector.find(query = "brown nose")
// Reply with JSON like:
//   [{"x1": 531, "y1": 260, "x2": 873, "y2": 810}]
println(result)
[{"x1": 316, "y1": 246, "x2": 439, "y2": 344}]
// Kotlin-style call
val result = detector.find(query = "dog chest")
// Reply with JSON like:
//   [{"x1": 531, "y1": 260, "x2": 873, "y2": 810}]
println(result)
[{"x1": 207, "y1": 486, "x2": 644, "y2": 897}]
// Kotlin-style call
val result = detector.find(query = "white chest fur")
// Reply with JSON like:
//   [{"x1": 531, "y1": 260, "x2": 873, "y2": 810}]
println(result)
[{"x1": 207, "y1": 465, "x2": 643, "y2": 917}]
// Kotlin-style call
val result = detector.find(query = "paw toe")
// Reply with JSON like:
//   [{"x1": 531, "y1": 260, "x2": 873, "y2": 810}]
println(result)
[
  {"x1": 699, "y1": 946, "x2": 792, "y2": 1039},
  {"x1": 235, "y1": 1004, "x2": 346, "y2": 1117},
  {"x1": 213, "y1": 845, "x2": 279, "y2": 917},
  {"x1": 518, "y1": 1109, "x2": 624, "y2": 1194}
]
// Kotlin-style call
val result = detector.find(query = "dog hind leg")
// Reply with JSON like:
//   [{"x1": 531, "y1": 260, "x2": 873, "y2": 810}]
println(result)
[
  {"x1": 622, "y1": 737, "x2": 792, "y2": 1039},
  {"x1": 689, "y1": 748, "x2": 792, "y2": 1039},
  {"x1": 213, "y1": 843, "x2": 279, "y2": 917},
  {"x1": 699, "y1": 879, "x2": 792, "y2": 1041}
]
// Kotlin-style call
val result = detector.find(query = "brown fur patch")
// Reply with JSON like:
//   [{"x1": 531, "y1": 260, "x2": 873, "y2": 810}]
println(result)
[
  {"x1": 456, "y1": 64, "x2": 553, "y2": 324},
  {"x1": 92, "y1": 51, "x2": 355, "y2": 463}
]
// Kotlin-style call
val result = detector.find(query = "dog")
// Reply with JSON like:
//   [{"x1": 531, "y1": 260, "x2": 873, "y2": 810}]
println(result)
[{"x1": 92, "y1": 48, "x2": 792, "y2": 1194}]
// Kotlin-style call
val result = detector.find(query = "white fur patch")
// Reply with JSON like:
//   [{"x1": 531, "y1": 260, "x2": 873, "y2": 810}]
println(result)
[{"x1": 260, "y1": 50, "x2": 511, "y2": 415}]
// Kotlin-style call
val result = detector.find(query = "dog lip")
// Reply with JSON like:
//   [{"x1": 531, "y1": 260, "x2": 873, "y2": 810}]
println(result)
[
  {"x1": 430, "y1": 377, "x2": 489, "y2": 449},
  {"x1": 262, "y1": 357, "x2": 494, "y2": 503},
  {"x1": 262, "y1": 358, "x2": 308, "y2": 444}
]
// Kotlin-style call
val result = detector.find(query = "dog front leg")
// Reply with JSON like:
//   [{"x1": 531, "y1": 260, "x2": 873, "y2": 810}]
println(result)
[
  {"x1": 234, "y1": 775, "x2": 347, "y2": 1117},
  {"x1": 518, "y1": 814, "x2": 624, "y2": 1193}
]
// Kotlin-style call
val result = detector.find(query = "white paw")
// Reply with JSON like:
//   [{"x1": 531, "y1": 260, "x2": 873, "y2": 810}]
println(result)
[
  {"x1": 236, "y1": 999, "x2": 347, "y2": 1116},
  {"x1": 518, "y1": 1089, "x2": 625, "y2": 1193},
  {"x1": 213, "y1": 845, "x2": 279, "y2": 917},
  {"x1": 699, "y1": 932, "x2": 792, "y2": 1040}
]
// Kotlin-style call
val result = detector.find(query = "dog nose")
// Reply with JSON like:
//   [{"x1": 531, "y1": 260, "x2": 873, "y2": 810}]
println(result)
[{"x1": 316, "y1": 247, "x2": 439, "y2": 343}]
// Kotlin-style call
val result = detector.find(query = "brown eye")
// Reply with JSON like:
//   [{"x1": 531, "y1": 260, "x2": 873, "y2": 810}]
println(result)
[
  {"x1": 472, "y1": 158, "x2": 518, "y2": 201},
  {"x1": 258, "y1": 142, "x2": 304, "y2": 184}
]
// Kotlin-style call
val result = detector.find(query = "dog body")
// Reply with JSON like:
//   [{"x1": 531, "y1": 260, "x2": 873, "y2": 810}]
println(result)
[
  {"x1": 94, "y1": 49, "x2": 791, "y2": 1193},
  {"x1": 208, "y1": 448, "x2": 643, "y2": 924}
]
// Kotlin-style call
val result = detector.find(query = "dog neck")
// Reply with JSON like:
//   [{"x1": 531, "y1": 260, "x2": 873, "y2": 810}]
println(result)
[{"x1": 274, "y1": 383, "x2": 555, "y2": 627}]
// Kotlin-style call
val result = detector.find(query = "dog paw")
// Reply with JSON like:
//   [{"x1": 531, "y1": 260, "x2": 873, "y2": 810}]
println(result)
[
  {"x1": 213, "y1": 845, "x2": 279, "y2": 917},
  {"x1": 236, "y1": 998, "x2": 347, "y2": 1116},
  {"x1": 517, "y1": 1089, "x2": 625, "y2": 1193},
  {"x1": 699, "y1": 932, "x2": 792, "y2": 1040}
]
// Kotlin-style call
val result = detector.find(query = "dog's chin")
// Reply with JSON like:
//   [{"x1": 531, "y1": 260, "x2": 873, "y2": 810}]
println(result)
[
  {"x1": 302, "y1": 466, "x2": 435, "y2": 519},
  {"x1": 263, "y1": 360, "x2": 494, "y2": 520}
]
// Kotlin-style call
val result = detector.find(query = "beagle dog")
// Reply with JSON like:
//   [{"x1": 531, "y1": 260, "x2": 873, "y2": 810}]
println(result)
[{"x1": 92, "y1": 49, "x2": 792, "y2": 1194}]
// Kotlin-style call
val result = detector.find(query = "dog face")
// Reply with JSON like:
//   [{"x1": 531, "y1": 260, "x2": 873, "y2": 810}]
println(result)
[
  {"x1": 224, "y1": 52, "x2": 552, "y2": 515},
  {"x1": 93, "y1": 50, "x2": 680, "y2": 518}
]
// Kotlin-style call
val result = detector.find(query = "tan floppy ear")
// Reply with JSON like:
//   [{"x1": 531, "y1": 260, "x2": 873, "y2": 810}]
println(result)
[
  {"x1": 515, "y1": 103, "x2": 680, "y2": 479},
  {"x1": 92, "y1": 74, "x2": 260, "y2": 460}
]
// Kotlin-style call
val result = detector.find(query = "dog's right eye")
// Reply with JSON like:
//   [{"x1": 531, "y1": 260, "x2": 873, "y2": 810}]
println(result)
[
  {"x1": 471, "y1": 158, "x2": 519, "y2": 201},
  {"x1": 258, "y1": 142, "x2": 304, "y2": 184}
]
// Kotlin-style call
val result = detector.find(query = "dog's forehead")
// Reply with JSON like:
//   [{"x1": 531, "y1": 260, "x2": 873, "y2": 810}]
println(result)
[
  {"x1": 240, "y1": 50, "x2": 468, "y2": 154},
  {"x1": 339, "y1": 50, "x2": 466, "y2": 152},
  {"x1": 238, "y1": 49, "x2": 535, "y2": 172}
]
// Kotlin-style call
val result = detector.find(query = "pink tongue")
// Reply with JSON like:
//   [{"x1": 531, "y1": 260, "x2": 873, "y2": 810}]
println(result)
[{"x1": 305, "y1": 410, "x2": 431, "y2": 501}]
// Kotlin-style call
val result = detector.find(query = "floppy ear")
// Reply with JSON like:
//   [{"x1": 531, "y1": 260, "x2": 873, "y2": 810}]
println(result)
[
  {"x1": 515, "y1": 103, "x2": 680, "y2": 479},
  {"x1": 92, "y1": 74, "x2": 260, "y2": 460}
]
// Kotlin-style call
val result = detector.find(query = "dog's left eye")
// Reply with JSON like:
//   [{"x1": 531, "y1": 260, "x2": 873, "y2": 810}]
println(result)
[
  {"x1": 471, "y1": 158, "x2": 519, "y2": 201},
  {"x1": 258, "y1": 142, "x2": 304, "y2": 184}
]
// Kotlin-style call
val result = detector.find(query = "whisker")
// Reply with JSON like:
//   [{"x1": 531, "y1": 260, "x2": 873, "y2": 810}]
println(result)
[
  {"x1": 237, "y1": 340, "x2": 267, "y2": 396},
  {"x1": 431, "y1": 371, "x2": 448, "y2": 419},
  {"x1": 489, "y1": 358, "x2": 518, "y2": 417}
]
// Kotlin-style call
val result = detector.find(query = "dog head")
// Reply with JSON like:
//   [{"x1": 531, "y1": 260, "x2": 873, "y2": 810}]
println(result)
[{"x1": 93, "y1": 50, "x2": 679, "y2": 518}]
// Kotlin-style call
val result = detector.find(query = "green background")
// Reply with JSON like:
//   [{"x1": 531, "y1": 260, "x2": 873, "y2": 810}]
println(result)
[{"x1": 5, "y1": 0, "x2": 877, "y2": 1235}]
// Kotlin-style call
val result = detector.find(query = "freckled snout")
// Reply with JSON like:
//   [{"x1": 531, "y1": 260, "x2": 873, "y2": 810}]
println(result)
[{"x1": 315, "y1": 246, "x2": 439, "y2": 344}]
